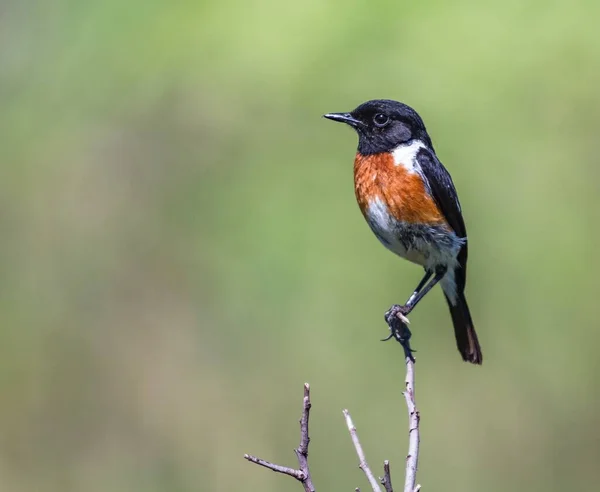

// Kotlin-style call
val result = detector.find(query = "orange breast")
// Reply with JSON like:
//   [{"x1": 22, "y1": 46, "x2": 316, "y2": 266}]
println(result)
[{"x1": 354, "y1": 152, "x2": 447, "y2": 226}]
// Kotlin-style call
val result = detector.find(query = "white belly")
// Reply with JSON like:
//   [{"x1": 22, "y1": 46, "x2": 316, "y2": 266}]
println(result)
[{"x1": 365, "y1": 197, "x2": 462, "y2": 270}]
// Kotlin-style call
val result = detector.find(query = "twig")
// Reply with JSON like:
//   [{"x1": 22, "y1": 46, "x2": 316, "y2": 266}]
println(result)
[
  {"x1": 403, "y1": 356, "x2": 421, "y2": 492},
  {"x1": 243, "y1": 455, "x2": 305, "y2": 478},
  {"x1": 244, "y1": 383, "x2": 315, "y2": 492},
  {"x1": 384, "y1": 306, "x2": 422, "y2": 492},
  {"x1": 245, "y1": 312, "x2": 423, "y2": 492},
  {"x1": 380, "y1": 460, "x2": 393, "y2": 492},
  {"x1": 343, "y1": 409, "x2": 383, "y2": 492}
]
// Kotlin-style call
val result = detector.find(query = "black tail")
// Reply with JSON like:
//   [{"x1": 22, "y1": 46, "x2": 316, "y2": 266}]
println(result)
[{"x1": 444, "y1": 291, "x2": 482, "y2": 365}]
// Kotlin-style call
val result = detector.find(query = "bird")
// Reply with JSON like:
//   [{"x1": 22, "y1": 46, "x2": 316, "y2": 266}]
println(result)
[{"x1": 324, "y1": 99, "x2": 482, "y2": 364}]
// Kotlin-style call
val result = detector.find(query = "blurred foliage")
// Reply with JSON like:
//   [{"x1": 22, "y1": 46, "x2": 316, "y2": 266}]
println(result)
[{"x1": 1, "y1": 0, "x2": 600, "y2": 491}]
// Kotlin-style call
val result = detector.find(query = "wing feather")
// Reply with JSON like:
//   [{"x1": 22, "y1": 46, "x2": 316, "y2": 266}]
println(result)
[{"x1": 416, "y1": 147, "x2": 468, "y2": 291}]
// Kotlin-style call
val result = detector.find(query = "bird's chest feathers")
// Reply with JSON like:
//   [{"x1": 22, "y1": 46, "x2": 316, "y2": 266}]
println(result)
[
  {"x1": 353, "y1": 145, "x2": 450, "y2": 265},
  {"x1": 354, "y1": 146, "x2": 444, "y2": 226}
]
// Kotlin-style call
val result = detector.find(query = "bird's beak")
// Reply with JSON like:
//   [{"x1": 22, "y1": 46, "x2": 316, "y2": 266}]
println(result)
[{"x1": 323, "y1": 112, "x2": 363, "y2": 128}]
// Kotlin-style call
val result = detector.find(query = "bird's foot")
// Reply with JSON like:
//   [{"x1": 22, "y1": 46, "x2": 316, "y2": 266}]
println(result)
[
  {"x1": 382, "y1": 304, "x2": 415, "y2": 362},
  {"x1": 384, "y1": 304, "x2": 411, "y2": 325}
]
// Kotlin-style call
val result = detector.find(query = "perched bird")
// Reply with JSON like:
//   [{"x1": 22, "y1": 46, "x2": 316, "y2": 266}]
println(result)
[{"x1": 324, "y1": 99, "x2": 482, "y2": 364}]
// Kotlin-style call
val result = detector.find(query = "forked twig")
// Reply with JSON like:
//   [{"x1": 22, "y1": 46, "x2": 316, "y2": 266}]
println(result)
[
  {"x1": 244, "y1": 383, "x2": 315, "y2": 492},
  {"x1": 384, "y1": 307, "x2": 422, "y2": 492},
  {"x1": 245, "y1": 310, "x2": 422, "y2": 492}
]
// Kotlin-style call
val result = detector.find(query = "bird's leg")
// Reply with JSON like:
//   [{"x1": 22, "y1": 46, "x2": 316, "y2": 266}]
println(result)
[
  {"x1": 405, "y1": 269, "x2": 433, "y2": 307},
  {"x1": 383, "y1": 266, "x2": 448, "y2": 342},
  {"x1": 400, "y1": 266, "x2": 447, "y2": 316}
]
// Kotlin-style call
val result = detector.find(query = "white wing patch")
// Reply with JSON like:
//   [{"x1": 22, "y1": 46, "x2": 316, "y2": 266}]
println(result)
[{"x1": 391, "y1": 140, "x2": 426, "y2": 173}]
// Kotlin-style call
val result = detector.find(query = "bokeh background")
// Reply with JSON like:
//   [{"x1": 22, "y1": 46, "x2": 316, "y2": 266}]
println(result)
[{"x1": 2, "y1": 1, "x2": 600, "y2": 491}]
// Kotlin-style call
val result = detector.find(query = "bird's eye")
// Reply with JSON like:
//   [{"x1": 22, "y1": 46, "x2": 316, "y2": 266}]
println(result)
[{"x1": 373, "y1": 113, "x2": 389, "y2": 127}]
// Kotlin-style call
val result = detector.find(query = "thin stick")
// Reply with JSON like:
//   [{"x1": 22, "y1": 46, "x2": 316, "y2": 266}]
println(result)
[
  {"x1": 244, "y1": 383, "x2": 316, "y2": 492},
  {"x1": 295, "y1": 383, "x2": 314, "y2": 489},
  {"x1": 381, "y1": 460, "x2": 393, "y2": 492},
  {"x1": 243, "y1": 455, "x2": 305, "y2": 479},
  {"x1": 384, "y1": 306, "x2": 421, "y2": 492},
  {"x1": 403, "y1": 357, "x2": 420, "y2": 492},
  {"x1": 343, "y1": 409, "x2": 383, "y2": 492}
]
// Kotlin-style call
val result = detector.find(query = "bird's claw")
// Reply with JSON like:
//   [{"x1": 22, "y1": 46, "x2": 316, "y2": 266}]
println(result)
[
  {"x1": 383, "y1": 304, "x2": 416, "y2": 361},
  {"x1": 385, "y1": 304, "x2": 410, "y2": 322}
]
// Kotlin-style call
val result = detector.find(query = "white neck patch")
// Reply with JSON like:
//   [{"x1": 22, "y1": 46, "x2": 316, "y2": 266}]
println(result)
[{"x1": 391, "y1": 140, "x2": 426, "y2": 173}]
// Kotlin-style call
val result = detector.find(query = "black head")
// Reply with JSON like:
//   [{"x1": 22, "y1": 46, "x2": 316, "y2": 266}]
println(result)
[{"x1": 324, "y1": 99, "x2": 433, "y2": 155}]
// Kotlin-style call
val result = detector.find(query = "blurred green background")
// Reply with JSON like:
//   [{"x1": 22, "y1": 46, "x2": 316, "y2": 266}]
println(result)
[{"x1": 1, "y1": 1, "x2": 600, "y2": 491}]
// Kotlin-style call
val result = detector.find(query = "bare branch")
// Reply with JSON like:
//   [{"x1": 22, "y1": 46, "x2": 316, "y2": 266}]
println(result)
[
  {"x1": 244, "y1": 383, "x2": 316, "y2": 492},
  {"x1": 384, "y1": 306, "x2": 422, "y2": 492},
  {"x1": 245, "y1": 312, "x2": 424, "y2": 492},
  {"x1": 403, "y1": 357, "x2": 421, "y2": 492},
  {"x1": 243, "y1": 454, "x2": 305, "y2": 479},
  {"x1": 294, "y1": 383, "x2": 315, "y2": 490},
  {"x1": 380, "y1": 460, "x2": 393, "y2": 492},
  {"x1": 343, "y1": 409, "x2": 383, "y2": 492}
]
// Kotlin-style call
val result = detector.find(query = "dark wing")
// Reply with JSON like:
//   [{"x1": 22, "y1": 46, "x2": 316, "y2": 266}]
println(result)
[{"x1": 416, "y1": 147, "x2": 468, "y2": 291}]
